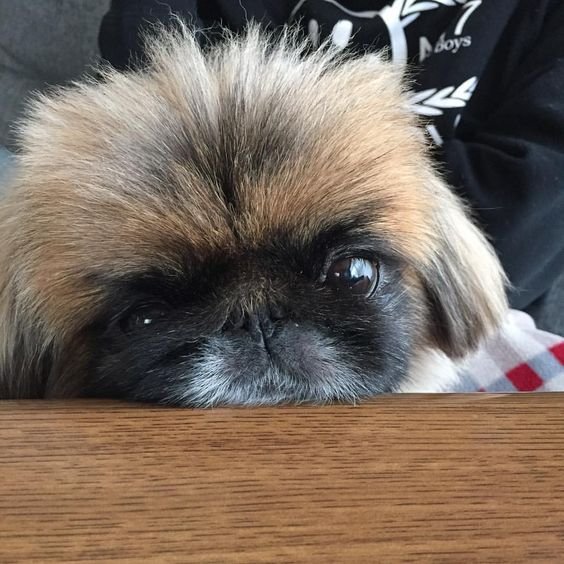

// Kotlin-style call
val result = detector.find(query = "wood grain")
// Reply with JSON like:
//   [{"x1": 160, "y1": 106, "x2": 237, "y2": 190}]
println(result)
[{"x1": 0, "y1": 395, "x2": 563, "y2": 563}]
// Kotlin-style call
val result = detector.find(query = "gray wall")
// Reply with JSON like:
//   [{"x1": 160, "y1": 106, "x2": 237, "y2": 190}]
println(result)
[{"x1": 0, "y1": 0, "x2": 110, "y2": 149}]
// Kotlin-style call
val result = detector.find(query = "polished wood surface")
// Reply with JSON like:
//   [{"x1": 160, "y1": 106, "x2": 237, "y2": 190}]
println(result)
[{"x1": 1, "y1": 395, "x2": 563, "y2": 562}]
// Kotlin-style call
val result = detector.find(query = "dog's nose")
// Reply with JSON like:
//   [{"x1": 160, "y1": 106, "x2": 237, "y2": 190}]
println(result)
[
  {"x1": 246, "y1": 311, "x2": 275, "y2": 343},
  {"x1": 225, "y1": 303, "x2": 287, "y2": 343}
]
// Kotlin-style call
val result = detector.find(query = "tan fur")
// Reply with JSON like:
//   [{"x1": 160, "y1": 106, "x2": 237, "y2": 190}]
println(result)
[{"x1": 0, "y1": 25, "x2": 508, "y2": 398}]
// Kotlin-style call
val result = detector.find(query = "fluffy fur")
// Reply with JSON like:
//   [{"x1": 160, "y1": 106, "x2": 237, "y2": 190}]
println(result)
[{"x1": 0, "y1": 26, "x2": 507, "y2": 404}]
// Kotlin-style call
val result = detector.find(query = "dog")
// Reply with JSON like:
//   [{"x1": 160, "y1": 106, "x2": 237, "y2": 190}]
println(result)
[{"x1": 0, "y1": 26, "x2": 507, "y2": 405}]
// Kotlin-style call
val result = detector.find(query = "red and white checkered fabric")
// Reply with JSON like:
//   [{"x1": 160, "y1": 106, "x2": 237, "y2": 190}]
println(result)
[{"x1": 451, "y1": 310, "x2": 564, "y2": 392}]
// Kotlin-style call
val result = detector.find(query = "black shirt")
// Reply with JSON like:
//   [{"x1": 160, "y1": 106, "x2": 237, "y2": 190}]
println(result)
[{"x1": 99, "y1": 0, "x2": 564, "y2": 310}]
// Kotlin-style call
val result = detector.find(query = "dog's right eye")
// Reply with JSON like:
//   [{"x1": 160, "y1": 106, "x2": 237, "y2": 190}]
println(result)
[
  {"x1": 324, "y1": 257, "x2": 379, "y2": 297},
  {"x1": 119, "y1": 303, "x2": 170, "y2": 334}
]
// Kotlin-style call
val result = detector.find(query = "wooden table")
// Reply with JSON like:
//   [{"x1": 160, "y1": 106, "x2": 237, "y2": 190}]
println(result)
[{"x1": 1, "y1": 395, "x2": 563, "y2": 562}]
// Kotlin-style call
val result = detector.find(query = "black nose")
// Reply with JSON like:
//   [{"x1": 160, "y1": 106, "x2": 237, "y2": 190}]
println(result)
[
  {"x1": 225, "y1": 303, "x2": 287, "y2": 344},
  {"x1": 246, "y1": 311, "x2": 275, "y2": 343}
]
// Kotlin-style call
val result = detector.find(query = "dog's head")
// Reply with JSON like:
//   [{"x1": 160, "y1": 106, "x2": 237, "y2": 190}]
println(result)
[{"x1": 0, "y1": 27, "x2": 507, "y2": 404}]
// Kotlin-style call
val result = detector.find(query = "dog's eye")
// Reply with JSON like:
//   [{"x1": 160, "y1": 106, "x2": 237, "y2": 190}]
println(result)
[
  {"x1": 119, "y1": 303, "x2": 170, "y2": 334},
  {"x1": 325, "y1": 258, "x2": 379, "y2": 296}
]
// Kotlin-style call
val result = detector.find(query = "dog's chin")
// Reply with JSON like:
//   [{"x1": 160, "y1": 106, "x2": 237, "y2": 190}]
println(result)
[{"x1": 116, "y1": 324, "x2": 400, "y2": 407}]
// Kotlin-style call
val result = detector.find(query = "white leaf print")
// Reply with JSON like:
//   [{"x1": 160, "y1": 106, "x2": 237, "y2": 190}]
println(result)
[
  {"x1": 402, "y1": 0, "x2": 456, "y2": 17},
  {"x1": 290, "y1": 0, "x2": 482, "y2": 65},
  {"x1": 409, "y1": 77, "x2": 478, "y2": 116},
  {"x1": 451, "y1": 76, "x2": 478, "y2": 101}
]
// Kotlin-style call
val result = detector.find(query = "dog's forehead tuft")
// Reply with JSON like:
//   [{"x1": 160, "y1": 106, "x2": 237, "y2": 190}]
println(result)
[{"x1": 12, "y1": 27, "x2": 446, "y2": 331}]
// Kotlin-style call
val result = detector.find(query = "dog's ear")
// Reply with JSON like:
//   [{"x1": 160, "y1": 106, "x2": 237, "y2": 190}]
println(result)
[
  {"x1": 419, "y1": 178, "x2": 508, "y2": 358},
  {"x1": 0, "y1": 330, "x2": 53, "y2": 399},
  {"x1": 0, "y1": 189, "x2": 53, "y2": 398},
  {"x1": 0, "y1": 277, "x2": 54, "y2": 399}
]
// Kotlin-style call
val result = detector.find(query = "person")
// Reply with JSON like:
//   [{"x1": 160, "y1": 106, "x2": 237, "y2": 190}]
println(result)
[{"x1": 97, "y1": 0, "x2": 564, "y2": 334}]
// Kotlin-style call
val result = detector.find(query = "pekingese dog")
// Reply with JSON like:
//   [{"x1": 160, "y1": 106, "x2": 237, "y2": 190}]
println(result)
[{"x1": 0, "y1": 26, "x2": 507, "y2": 405}]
